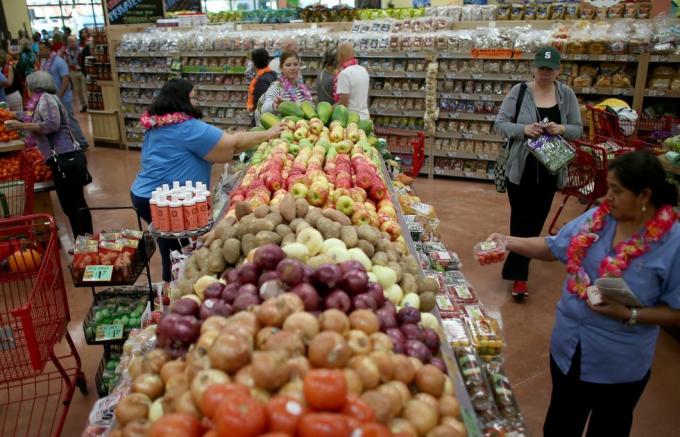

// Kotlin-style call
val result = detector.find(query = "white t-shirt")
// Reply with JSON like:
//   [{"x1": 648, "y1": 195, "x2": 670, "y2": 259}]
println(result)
[
  {"x1": 336, "y1": 64, "x2": 370, "y2": 120},
  {"x1": 269, "y1": 57, "x2": 281, "y2": 74}
]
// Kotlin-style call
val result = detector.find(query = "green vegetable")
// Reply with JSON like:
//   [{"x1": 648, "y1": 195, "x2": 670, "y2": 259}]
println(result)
[
  {"x1": 259, "y1": 112, "x2": 281, "y2": 129},
  {"x1": 278, "y1": 101, "x2": 305, "y2": 119},
  {"x1": 358, "y1": 119, "x2": 374, "y2": 135},
  {"x1": 331, "y1": 104, "x2": 348, "y2": 128},
  {"x1": 300, "y1": 101, "x2": 318, "y2": 120},
  {"x1": 317, "y1": 101, "x2": 332, "y2": 124}
]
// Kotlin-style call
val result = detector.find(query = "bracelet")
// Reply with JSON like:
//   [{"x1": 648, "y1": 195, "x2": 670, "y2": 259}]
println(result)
[{"x1": 625, "y1": 308, "x2": 638, "y2": 327}]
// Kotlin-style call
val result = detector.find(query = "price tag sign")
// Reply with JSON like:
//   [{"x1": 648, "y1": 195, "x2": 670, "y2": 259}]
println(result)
[
  {"x1": 471, "y1": 74, "x2": 482, "y2": 80},
  {"x1": 95, "y1": 324, "x2": 124, "y2": 342},
  {"x1": 83, "y1": 265, "x2": 113, "y2": 282}
]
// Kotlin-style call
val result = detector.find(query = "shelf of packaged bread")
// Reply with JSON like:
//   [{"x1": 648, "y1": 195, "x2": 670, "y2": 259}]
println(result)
[
  {"x1": 435, "y1": 131, "x2": 505, "y2": 142},
  {"x1": 367, "y1": 70, "x2": 428, "y2": 79},
  {"x1": 438, "y1": 111, "x2": 498, "y2": 122},
  {"x1": 126, "y1": 126, "x2": 144, "y2": 135},
  {"x1": 120, "y1": 82, "x2": 166, "y2": 89},
  {"x1": 357, "y1": 51, "x2": 435, "y2": 59},
  {"x1": 124, "y1": 113, "x2": 141, "y2": 119},
  {"x1": 644, "y1": 89, "x2": 680, "y2": 98},
  {"x1": 650, "y1": 54, "x2": 680, "y2": 63},
  {"x1": 439, "y1": 92, "x2": 505, "y2": 102},
  {"x1": 116, "y1": 52, "x2": 177, "y2": 58},
  {"x1": 117, "y1": 67, "x2": 169, "y2": 74},
  {"x1": 437, "y1": 72, "x2": 532, "y2": 81},
  {"x1": 370, "y1": 109, "x2": 426, "y2": 117},
  {"x1": 369, "y1": 89, "x2": 425, "y2": 98},
  {"x1": 431, "y1": 150, "x2": 499, "y2": 161},
  {"x1": 180, "y1": 50, "x2": 248, "y2": 57},
  {"x1": 433, "y1": 168, "x2": 494, "y2": 180},
  {"x1": 571, "y1": 86, "x2": 634, "y2": 96},
  {"x1": 197, "y1": 101, "x2": 247, "y2": 109},
  {"x1": 122, "y1": 97, "x2": 153, "y2": 105},
  {"x1": 204, "y1": 117, "x2": 253, "y2": 126},
  {"x1": 438, "y1": 52, "x2": 638, "y2": 62}
]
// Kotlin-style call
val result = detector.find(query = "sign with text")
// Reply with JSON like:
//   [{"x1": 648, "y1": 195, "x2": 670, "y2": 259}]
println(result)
[
  {"x1": 83, "y1": 265, "x2": 114, "y2": 282},
  {"x1": 165, "y1": 0, "x2": 202, "y2": 12},
  {"x1": 108, "y1": 0, "x2": 164, "y2": 25}
]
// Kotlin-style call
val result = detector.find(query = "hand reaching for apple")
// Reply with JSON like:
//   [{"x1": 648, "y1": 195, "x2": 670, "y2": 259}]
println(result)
[{"x1": 266, "y1": 123, "x2": 286, "y2": 139}]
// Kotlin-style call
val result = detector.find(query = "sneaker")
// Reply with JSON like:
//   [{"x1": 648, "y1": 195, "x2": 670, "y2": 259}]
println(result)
[{"x1": 512, "y1": 281, "x2": 528, "y2": 300}]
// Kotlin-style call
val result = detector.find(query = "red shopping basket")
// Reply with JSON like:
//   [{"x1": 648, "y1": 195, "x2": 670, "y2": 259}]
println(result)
[
  {"x1": 0, "y1": 150, "x2": 36, "y2": 218},
  {"x1": 548, "y1": 142, "x2": 610, "y2": 235},
  {"x1": 378, "y1": 128, "x2": 425, "y2": 177},
  {"x1": 0, "y1": 214, "x2": 86, "y2": 437},
  {"x1": 587, "y1": 105, "x2": 666, "y2": 155}
]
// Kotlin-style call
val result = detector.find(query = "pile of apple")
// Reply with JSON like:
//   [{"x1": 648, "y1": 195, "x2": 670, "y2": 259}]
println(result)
[{"x1": 112, "y1": 296, "x2": 467, "y2": 437}]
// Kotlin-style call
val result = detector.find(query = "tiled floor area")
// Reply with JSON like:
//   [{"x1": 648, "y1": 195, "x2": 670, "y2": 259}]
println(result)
[{"x1": 48, "y1": 111, "x2": 680, "y2": 436}]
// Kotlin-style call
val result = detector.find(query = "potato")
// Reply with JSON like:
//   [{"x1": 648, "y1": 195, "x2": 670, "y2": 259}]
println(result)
[
  {"x1": 388, "y1": 262, "x2": 403, "y2": 283},
  {"x1": 357, "y1": 240, "x2": 375, "y2": 257},
  {"x1": 386, "y1": 250, "x2": 399, "y2": 263},
  {"x1": 317, "y1": 217, "x2": 340, "y2": 239},
  {"x1": 304, "y1": 207, "x2": 323, "y2": 227},
  {"x1": 250, "y1": 218, "x2": 276, "y2": 235},
  {"x1": 322, "y1": 209, "x2": 351, "y2": 226},
  {"x1": 279, "y1": 194, "x2": 296, "y2": 223},
  {"x1": 420, "y1": 292, "x2": 436, "y2": 311},
  {"x1": 209, "y1": 239, "x2": 223, "y2": 252},
  {"x1": 371, "y1": 251, "x2": 389, "y2": 266},
  {"x1": 295, "y1": 198, "x2": 309, "y2": 218},
  {"x1": 264, "y1": 212, "x2": 283, "y2": 227},
  {"x1": 236, "y1": 216, "x2": 254, "y2": 238},
  {"x1": 275, "y1": 224, "x2": 293, "y2": 238},
  {"x1": 281, "y1": 233, "x2": 296, "y2": 246},
  {"x1": 178, "y1": 278, "x2": 194, "y2": 296},
  {"x1": 184, "y1": 257, "x2": 201, "y2": 280},
  {"x1": 194, "y1": 247, "x2": 210, "y2": 267},
  {"x1": 253, "y1": 205, "x2": 269, "y2": 218},
  {"x1": 221, "y1": 238, "x2": 241, "y2": 265},
  {"x1": 400, "y1": 273, "x2": 418, "y2": 294},
  {"x1": 235, "y1": 202, "x2": 252, "y2": 220},
  {"x1": 376, "y1": 238, "x2": 391, "y2": 252},
  {"x1": 416, "y1": 276, "x2": 439, "y2": 294},
  {"x1": 214, "y1": 218, "x2": 236, "y2": 240},
  {"x1": 340, "y1": 226, "x2": 358, "y2": 248},
  {"x1": 207, "y1": 250, "x2": 226, "y2": 274},
  {"x1": 255, "y1": 230, "x2": 281, "y2": 246},
  {"x1": 241, "y1": 234, "x2": 256, "y2": 257},
  {"x1": 357, "y1": 225, "x2": 380, "y2": 246}
]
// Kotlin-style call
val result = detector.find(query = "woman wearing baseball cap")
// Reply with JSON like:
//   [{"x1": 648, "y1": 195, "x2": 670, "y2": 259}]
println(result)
[{"x1": 494, "y1": 46, "x2": 583, "y2": 299}]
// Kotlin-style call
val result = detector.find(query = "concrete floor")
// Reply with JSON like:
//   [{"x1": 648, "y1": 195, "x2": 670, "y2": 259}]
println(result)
[{"x1": 46, "y1": 111, "x2": 680, "y2": 436}]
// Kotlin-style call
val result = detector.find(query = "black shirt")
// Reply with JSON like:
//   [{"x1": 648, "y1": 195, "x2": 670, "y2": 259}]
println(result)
[{"x1": 537, "y1": 104, "x2": 561, "y2": 125}]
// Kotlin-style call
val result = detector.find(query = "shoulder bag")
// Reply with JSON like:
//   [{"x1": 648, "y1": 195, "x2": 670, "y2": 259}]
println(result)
[
  {"x1": 494, "y1": 82, "x2": 528, "y2": 193},
  {"x1": 41, "y1": 93, "x2": 92, "y2": 187}
]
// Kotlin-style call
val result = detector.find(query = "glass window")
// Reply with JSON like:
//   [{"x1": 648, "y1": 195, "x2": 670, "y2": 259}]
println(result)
[{"x1": 27, "y1": 1, "x2": 105, "y2": 37}]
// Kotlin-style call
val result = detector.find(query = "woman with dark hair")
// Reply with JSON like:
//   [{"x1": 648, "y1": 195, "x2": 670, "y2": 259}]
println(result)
[
  {"x1": 247, "y1": 48, "x2": 276, "y2": 125},
  {"x1": 317, "y1": 46, "x2": 337, "y2": 104},
  {"x1": 130, "y1": 78, "x2": 283, "y2": 282},
  {"x1": 488, "y1": 151, "x2": 680, "y2": 437},
  {"x1": 258, "y1": 51, "x2": 312, "y2": 117}
]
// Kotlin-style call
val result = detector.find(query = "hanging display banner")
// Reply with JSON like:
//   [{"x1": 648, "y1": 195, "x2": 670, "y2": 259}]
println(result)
[
  {"x1": 107, "y1": 0, "x2": 164, "y2": 25},
  {"x1": 165, "y1": 0, "x2": 202, "y2": 12}
]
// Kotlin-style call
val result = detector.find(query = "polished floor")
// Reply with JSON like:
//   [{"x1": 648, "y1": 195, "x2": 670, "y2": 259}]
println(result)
[{"x1": 47, "y1": 112, "x2": 680, "y2": 436}]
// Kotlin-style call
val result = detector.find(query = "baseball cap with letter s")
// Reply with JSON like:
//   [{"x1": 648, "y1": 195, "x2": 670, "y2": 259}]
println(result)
[{"x1": 534, "y1": 47, "x2": 561, "y2": 70}]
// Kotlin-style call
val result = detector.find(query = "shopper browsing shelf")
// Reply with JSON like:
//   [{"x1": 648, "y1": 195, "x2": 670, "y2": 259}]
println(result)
[
  {"x1": 494, "y1": 46, "x2": 583, "y2": 299},
  {"x1": 268, "y1": 37, "x2": 298, "y2": 75},
  {"x1": 247, "y1": 48, "x2": 277, "y2": 126},
  {"x1": 317, "y1": 47, "x2": 337, "y2": 105},
  {"x1": 258, "y1": 52, "x2": 313, "y2": 117},
  {"x1": 334, "y1": 42, "x2": 370, "y2": 120},
  {"x1": 488, "y1": 151, "x2": 680, "y2": 437},
  {"x1": 4, "y1": 71, "x2": 93, "y2": 239},
  {"x1": 130, "y1": 79, "x2": 283, "y2": 282}
]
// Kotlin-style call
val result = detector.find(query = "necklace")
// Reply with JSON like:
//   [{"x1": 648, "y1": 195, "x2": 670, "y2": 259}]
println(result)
[
  {"x1": 278, "y1": 75, "x2": 312, "y2": 103},
  {"x1": 247, "y1": 66, "x2": 273, "y2": 112},
  {"x1": 566, "y1": 201, "x2": 678, "y2": 299},
  {"x1": 333, "y1": 58, "x2": 358, "y2": 103},
  {"x1": 140, "y1": 111, "x2": 193, "y2": 130}
]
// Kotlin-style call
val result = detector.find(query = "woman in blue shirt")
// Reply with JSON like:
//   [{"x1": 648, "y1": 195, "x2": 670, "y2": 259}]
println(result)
[
  {"x1": 131, "y1": 79, "x2": 283, "y2": 282},
  {"x1": 490, "y1": 151, "x2": 680, "y2": 436}
]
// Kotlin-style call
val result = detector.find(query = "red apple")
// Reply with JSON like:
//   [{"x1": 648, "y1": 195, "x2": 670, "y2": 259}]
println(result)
[
  {"x1": 369, "y1": 183, "x2": 386, "y2": 201},
  {"x1": 350, "y1": 187, "x2": 367, "y2": 203},
  {"x1": 380, "y1": 220, "x2": 402, "y2": 241},
  {"x1": 351, "y1": 208, "x2": 372, "y2": 226}
]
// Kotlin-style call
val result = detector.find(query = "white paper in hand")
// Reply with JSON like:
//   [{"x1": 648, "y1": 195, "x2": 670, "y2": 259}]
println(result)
[{"x1": 594, "y1": 278, "x2": 643, "y2": 307}]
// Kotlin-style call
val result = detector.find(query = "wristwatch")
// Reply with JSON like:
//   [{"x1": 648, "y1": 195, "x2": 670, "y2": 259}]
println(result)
[{"x1": 625, "y1": 308, "x2": 638, "y2": 327}]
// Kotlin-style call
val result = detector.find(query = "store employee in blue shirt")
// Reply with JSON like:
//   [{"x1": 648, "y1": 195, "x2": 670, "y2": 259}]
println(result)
[
  {"x1": 490, "y1": 151, "x2": 680, "y2": 437},
  {"x1": 131, "y1": 79, "x2": 283, "y2": 282}
]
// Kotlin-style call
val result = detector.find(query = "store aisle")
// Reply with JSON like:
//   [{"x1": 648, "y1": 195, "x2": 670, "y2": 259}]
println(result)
[{"x1": 53, "y1": 112, "x2": 680, "y2": 436}]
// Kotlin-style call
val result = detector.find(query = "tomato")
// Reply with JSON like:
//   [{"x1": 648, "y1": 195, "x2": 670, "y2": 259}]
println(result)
[
  {"x1": 214, "y1": 393, "x2": 267, "y2": 437},
  {"x1": 297, "y1": 413, "x2": 350, "y2": 437},
  {"x1": 148, "y1": 413, "x2": 202, "y2": 437},
  {"x1": 260, "y1": 433, "x2": 292, "y2": 437},
  {"x1": 341, "y1": 396, "x2": 376, "y2": 423},
  {"x1": 266, "y1": 396, "x2": 307, "y2": 434},
  {"x1": 303, "y1": 369, "x2": 348, "y2": 411},
  {"x1": 353, "y1": 423, "x2": 391, "y2": 437},
  {"x1": 201, "y1": 383, "x2": 251, "y2": 418},
  {"x1": 204, "y1": 431, "x2": 218, "y2": 437}
]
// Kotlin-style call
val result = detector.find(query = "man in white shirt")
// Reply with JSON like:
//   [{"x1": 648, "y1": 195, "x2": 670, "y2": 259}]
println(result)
[
  {"x1": 336, "y1": 42, "x2": 370, "y2": 120},
  {"x1": 269, "y1": 38, "x2": 299, "y2": 74}
]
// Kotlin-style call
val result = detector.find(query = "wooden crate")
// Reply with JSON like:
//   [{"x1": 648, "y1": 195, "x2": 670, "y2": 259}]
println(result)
[{"x1": 89, "y1": 110, "x2": 122, "y2": 144}]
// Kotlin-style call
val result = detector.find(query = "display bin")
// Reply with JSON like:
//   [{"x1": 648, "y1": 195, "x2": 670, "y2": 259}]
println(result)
[
  {"x1": 89, "y1": 110, "x2": 122, "y2": 145},
  {"x1": 95, "y1": 345, "x2": 123, "y2": 398},
  {"x1": 82, "y1": 288, "x2": 149, "y2": 346}
]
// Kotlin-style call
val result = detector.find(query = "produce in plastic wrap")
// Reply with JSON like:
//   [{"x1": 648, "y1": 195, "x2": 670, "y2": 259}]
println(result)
[
  {"x1": 474, "y1": 240, "x2": 506, "y2": 265},
  {"x1": 527, "y1": 134, "x2": 576, "y2": 174}
]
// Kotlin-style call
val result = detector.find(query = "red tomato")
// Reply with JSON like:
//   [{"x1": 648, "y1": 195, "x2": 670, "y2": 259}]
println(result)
[
  {"x1": 297, "y1": 413, "x2": 350, "y2": 437},
  {"x1": 260, "y1": 433, "x2": 292, "y2": 437},
  {"x1": 341, "y1": 396, "x2": 376, "y2": 423},
  {"x1": 148, "y1": 413, "x2": 202, "y2": 437},
  {"x1": 303, "y1": 369, "x2": 348, "y2": 411},
  {"x1": 266, "y1": 396, "x2": 307, "y2": 434},
  {"x1": 353, "y1": 422, "x2": 391, "y2": 437},
  {"x1": 201, "y1": 383, "x2": 251, "y2": 418},
  {"x1": 214, "y1": 393, "x2": 267, "y2": 437}
]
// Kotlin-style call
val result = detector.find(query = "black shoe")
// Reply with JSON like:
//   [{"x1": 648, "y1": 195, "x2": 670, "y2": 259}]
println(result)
[{"x1": 80, "y1": 106, "x2": 87, "y2": 113}]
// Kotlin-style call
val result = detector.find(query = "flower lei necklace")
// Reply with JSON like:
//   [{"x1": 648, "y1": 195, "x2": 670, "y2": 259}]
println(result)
[
  {"x1": 278, "y1": 75, "x2": 312, "y2": 103},
  {"x1": 333, "y1": 58, "x2": 358, "y2": 103},
  {"x1": 566, "y1": 201, "x2": 678, "y2": 299},
  {"x1": 140, "y1": 112, "x2": 193, "y2": 130}
]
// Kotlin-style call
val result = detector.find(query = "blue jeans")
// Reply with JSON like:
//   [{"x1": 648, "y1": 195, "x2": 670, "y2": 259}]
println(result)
[{"x1": 61, "y1": 98, "x2": 88, "y2": 147}]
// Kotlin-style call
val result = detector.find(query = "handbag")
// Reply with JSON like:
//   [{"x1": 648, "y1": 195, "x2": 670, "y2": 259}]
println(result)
[
  {"x1": 494, "y1": 83, "x2": 528, "y2": 193},
  {"x1": 41, "y1": 94, "x2": 92, "y2": 187}
]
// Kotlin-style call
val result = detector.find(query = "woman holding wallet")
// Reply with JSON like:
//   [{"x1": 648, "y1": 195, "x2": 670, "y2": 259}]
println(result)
[
  {"x1": 489, "y1": 151, "x2": 680, "y2": 436},
  {"x1": 494, "y1": 46, "x2": 583, "y2": 299}
]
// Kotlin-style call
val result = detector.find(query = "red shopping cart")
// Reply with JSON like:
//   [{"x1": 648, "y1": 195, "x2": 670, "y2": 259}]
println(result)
[
  {"x1": 587, "y1": 105, "x2": 666, "y2": 155},
  {"x1": 376, "y1": 128, "x2": 426, "y2": 177},
  {"x1": 548, "y1": 142, "x2": 611, "y2": 235},
  {"x1": 0, "y1": 214, "x2": 86, "y2": 437},
  {"x1": 0, "y1": 150, "x2": 36, "y2": 218}
]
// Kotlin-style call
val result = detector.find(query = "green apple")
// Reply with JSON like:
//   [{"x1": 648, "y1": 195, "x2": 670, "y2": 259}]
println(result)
[
  {"x1": 282, "y1": 242, "x2": 310, "y2": 262},
  {"x1": 347, "y1": 248, "x2": 372, "y2": 271},
  {"x1": 289, "y1": 143, "x2": 301, "y2": 156},
  {"x1": 291, "y1": 183, "x2": 308, "y2": 199},
  {"x1": 296, "y1": 228, "x2": 324, "y2": 256},
  {"x1": 420, "y1": 313, "x2": 439, "y2": 330},
  {"x1": 322, "y1": 238, "x2": 347, "y2": 254},
  {"x1": 335, "y1": 195, "x2": 355, "y2": 216},
  {"x1": 400, "y1": 293, "x2": 421, "y2": 310},
  {"x1": 280, "y1": 131, "x2": 294, "y2": 143},
  {"x1": 385, "y1": 283, "x2": 404, "y2": 306},
  {"x1": 372, "y1": 265, "x2": 397, "y2": 289}
]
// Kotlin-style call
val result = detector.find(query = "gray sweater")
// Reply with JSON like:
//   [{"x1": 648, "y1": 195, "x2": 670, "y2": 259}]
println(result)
[{"x1": 494, "y1": 81, "x2": 583, "y2": 187}]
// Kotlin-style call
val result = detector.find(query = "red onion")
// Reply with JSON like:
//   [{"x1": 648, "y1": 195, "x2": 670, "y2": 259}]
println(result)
[
  {"x1": 170, "y1": 299, "x2": 199, "y2": 317},
  {"x1": 397, "y1": 306, "x2": 421, "y2": 325},
  {"x1": 405, "y1": 339, "x2": 432, "y2": 363},
  {"x1": 422, "y1": 328, "x2": 440, "y2": 354},
  {"x1": 324, "y1": 289, "x2": 352, "y2": 313},
  {"x1": 290, "y1": 283, "x2": 320, "y2": 311},
  {"x1": 253, "y1": 244, "x2": 285, "y2": 271}
]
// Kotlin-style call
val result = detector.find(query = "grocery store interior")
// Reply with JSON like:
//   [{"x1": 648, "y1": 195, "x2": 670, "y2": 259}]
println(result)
[{"x1": 1, "y1": 1, "x2": 680, "y2": 436}]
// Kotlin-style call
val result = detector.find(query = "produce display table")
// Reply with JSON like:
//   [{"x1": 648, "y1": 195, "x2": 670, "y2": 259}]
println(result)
[{"x1": 0, "y1": 139, "x2": 25, "y2": 153}]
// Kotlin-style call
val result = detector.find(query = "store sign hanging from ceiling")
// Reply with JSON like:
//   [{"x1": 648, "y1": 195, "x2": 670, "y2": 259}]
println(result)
[{"x1": 107, "y1": 0, "x2": 164, "y2": 25}]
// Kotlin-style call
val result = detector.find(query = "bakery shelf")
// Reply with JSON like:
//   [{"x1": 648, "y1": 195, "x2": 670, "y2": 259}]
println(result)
[
  {"x1": 181, "y1": 50, "x2": 248, "y2": 57},
  {"x1": 369, "y1": 70, "x2": 428, "y2": 79},
  {"x1": 650, "y1": 55, "x2": 680, "y2": 63},
  {"x1": 121, "y1": 97, "x2": 153, "y2": 105},
  {"x1": 370, "y1": 109, "x2": 426, "y2": 117},
  {"x1": 197, "y1": 101, "x2": 247, "y2": 109},
  {"x1": 369, "y1": 90, "x2": 425, "y2": 98},
  {"x1": 357, "y1": 51, "x2": 434, "y2": 59},
  {"x1": 374, "y1": 127, "x2": 423, "y2": 137},
  {"x1": 181, "y1": 67, "x2": 245, "y2": 74},
  {"x1": 434, "y1": 168, "x2": 494, "y2": 180},
  {"x1": 116, "y1": 51, "x2": 176, "y2": 58},
  {"x1": 205, "y1": 117, "x2": 253, "y2": 126},
  {"x1": 439, "y1": 92, "x2": 505, "y2": 102},
  {"x1": 120, "y1": 82, "x2": 166, "y2": 89},
  {"x1": 195, "y1": 84, "x2": 249, "y2": 91},
  {"x1": 435, "y1": 131, "x2": 504, "y2": 142},
  {"x1": 571, "y1": 86, "x2": 634, "y2": 96},
  {"x1": 126, "y1": 127, "x2": 144, "y2": 135},
  {"x1": 439, "y1": 111, "x2": 498, "y2": 122},
  {"x1": 431, "y1": 150, "x2": 499, "y2": 161},
  {"x1": 561, "y1": 54, "x2": 639, "y2": 62},
  {"x1": 644, "y1": 89, "x2": 680, "y2": 98},
  {"x1": 438, "y1": 72, "x2": 532, "y2": 81},
  {"x1": 117, "y1": 67, "x2": 169, "y2": 74}
]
